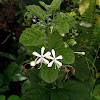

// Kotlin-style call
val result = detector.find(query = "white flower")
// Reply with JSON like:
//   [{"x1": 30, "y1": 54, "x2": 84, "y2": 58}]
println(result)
[
  {"x1": 32, "y1": 47, "x2": 51, "y2": 65},
  {"x1": 74, "y1": 52, "x2": 85, "y2": 55},
  {"x1": 46, "y1": 49, "x2": 63, "y2": 69},
  {"x1": 50, "y1": 26, "x2": 53, "y2": 33}
]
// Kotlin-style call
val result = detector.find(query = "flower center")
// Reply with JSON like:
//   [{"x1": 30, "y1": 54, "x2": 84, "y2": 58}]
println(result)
[
  {"x1": 41, "y1": 55, "x2": 43, "y2": 59},
  {"x1": 53, "y1": 58, "x2": 56, "y2": 62}
]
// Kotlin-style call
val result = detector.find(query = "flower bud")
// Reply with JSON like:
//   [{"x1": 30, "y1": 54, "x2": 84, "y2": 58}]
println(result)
[{"x1": 30, "y1": 61, "x2": 36, "y2": 66}]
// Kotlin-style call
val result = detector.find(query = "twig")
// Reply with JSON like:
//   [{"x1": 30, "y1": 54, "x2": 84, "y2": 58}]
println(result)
[{"x1": 1, "y1": 34, "x2": 11, "y2": 45}]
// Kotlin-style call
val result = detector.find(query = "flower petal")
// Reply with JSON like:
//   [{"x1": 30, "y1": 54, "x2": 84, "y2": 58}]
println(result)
[
  {"x1": 32, "y1": 52, "x2": 41, "y2": 57},
  {"x1": 55, "y1": 60, "x2": 62, "y2": 66},
  {"x1": 43, "y1": 58, "x2": 49, "y2": 64},
  {"x1": 36, "y1": 58, "x2": 41, "y2": 64},
  {"x1": 48, "y1": 61, "x2": 54, "y2": 67},
  {"x1": 43, "y1": 51, "x2": 51, "y2": 57},
  {"x1": 51, "y1": 49, "x2": 55, "y2": 58},
  {"x1": 45, "y1": 56, "x2": 53, "y2": 59},
  {"x1": 41, "y1": 47, "x2": 45, "y2": 55},
  {"x1": 56, "y1": 55, "x2": 63, "y2": 59},
  {"x1": 57, "y1": 65, "x2": 61, "y2": 69}
]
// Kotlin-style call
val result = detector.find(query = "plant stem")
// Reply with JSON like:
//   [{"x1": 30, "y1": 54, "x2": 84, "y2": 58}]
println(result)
[{"x1": 93, "y1": 47, "x2": 99, "y2": 64}]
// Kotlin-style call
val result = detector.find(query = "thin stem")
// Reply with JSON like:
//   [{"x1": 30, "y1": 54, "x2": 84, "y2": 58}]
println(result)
[
  {"x1": 81, "y1": 55, "x2": 98, "y2": 78},
  {"x1": 93, "y1": 47, "x2": 99, "y2": 64}
]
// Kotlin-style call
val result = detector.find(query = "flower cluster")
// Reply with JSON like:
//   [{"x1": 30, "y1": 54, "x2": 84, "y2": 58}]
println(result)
[{"x1": 30, "y1": 47, "x2": 63, "y2": 69}]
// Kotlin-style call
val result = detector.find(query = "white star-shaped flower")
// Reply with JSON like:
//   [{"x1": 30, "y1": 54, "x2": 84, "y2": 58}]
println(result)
[
  {"x1": 46, "y1": 49, "x2": 63, "y2": 69},
  {"x1": 32, "y1": 47, "x2": 51, "y2": 65}
]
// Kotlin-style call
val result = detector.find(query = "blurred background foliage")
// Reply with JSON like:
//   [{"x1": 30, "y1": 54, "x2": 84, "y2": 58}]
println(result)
[{"x1": 0, "y1": 0, "x2": 100, "y2": 100}]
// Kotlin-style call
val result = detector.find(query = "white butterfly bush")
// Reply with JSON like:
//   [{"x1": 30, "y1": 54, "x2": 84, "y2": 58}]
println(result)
[{"x1": 30, "y1": 47, "x2": 63, "y2": 70}]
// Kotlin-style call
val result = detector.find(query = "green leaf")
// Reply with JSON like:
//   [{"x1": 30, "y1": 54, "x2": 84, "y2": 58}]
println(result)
[
  {"x1": 0, "y1": 95, "x2": 5, "y2": 100},
  {"x1": 72, "y1": 56, "x2": 89, "y2": 81},
  {"x1": 7, "y1": 95, "x2": 21, "y2": 100},
  {"x1": 0, "y1": 74, "x2": 4, "y2": 87},
  {"x1": 72, "y1": 0, "x2": 80, "y2": 5},
  {"x1": 56, "y1": 80, "x2": 63, "y2": 88},
  {"x1": 0, "y1": 85, "x2": 9, "y2": 93},
  {"x1": 64, "y1": 80, "x2": 91, "y2": 100},
  {"x1": 79, "y1": 0, "x2": 90, "y2": 15},
  {"x1": 51, "y1": 89, "x2": 69, "y2": 100},
  {"x1": 88, "y1": 77, "x2": 96, "y2": 90},
  {"x1": 96, "y1": 0, "x2": 100, "y2": 7},
  {"x1": 52, "y1": 21, "x2": 69, "y2": 33},
  {"x1": 26, "y1": 5, "x2": 46, "y2": 21},
  {"x1": 94, "y1": 96, "x2": 100, "y2": 100},
  {"x1": 19, "y1": 28, "x2": 46, "y2": 47},
  {"x1": 93, "y1": 22, "x2": 100, "y2": 46},
  {"x1": 29, "y1": 69, "x2": 41, "y2": 84},
  {"x1": 5, "y1": 62, "x2": 19, "y2": 79},
  {"x1": 40, "y1": 64, "x2": 58, "y2": 83},
  {"x1": 39, "y1": 1, "x2": 51, "y2": 11},
  {"x1": 56, "y1": 71, "x2": 65, "y2": 88},
  {"x1": 21, "y1": 80, "x2": 31, "y2": 94},
  {"x1": 54, "y1": 13, "x2": 75, "y2": 29},
  {"x1": 16, "y1": 54, "x2": 26, "y2": 64},
  {"x1": 56, "y1": 47, "x2": 75, "y2": 64},
  {"x1": 0, "y1": 52, "x2": 16, "y2": 60},
  {"x1": 50, "y1": 0, "x2": 62, "y2": 12},
  {"x1": 93, "y1": 84, "x2": 100, "y2": 100},
  {"x1": 22, "y1": 86, "x2": 50, "y2": 100},
  {"x1": 26, "y1": 46, "x2": 40, "y2": 54},
  {"x1": 48, "y1": 31, "x2": 63, "y2": 50}
]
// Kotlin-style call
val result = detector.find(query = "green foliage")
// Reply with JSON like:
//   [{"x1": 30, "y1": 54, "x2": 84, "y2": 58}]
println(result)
[
  {"x1": 21, "y1": 80, "x2": 31, "y2": 94},
  {"x1": 0, "y1": 95, "x2": 5, "y2": 100},
  {"x1": 22, "y1": 85, "x2": 50, "y2": 100},
  {"x1": 64, "y1": 80, "x2": 91, "y2": 100},
  {"x1": 56, "y1": 47, "x2": 75, "y2": 64},
  {"x1": 0, "y1": 85, "x2": 9, "y2": 94},
  {"x1": 93, "y1": 22, "x2": 100, "y2": 46},
  {"x1": 82, "y1": 0, "x2": 95, "y2": 23},
  {"x1": 93, "y1": 84, "x2": 100, "y2": 100},
  {"x1": 19, "y1": 0, "x2": 75, "y2": 86},
  {"x1": 1, "y1": 0, "x2": 100, "y2": 99},
  {"x1": 48, "y1": 31, "x2": 63, "y2": 50},
  {"x1": 19, "y1": 28, "x2": 46, "y2": 47},
  {"x1": 40, "y1": 64, "x2": 58, "y2": 83},
  {"x1": 53, "y1": 13, "x2": 75, "y2": 30},
  {"x1": 26, "y1": 46, "x2": 40, "y2": 54},
  {"x1": 50, "y1": 0, "x2": 62, "y2": 12},
  {"x1": 4, "y1": 62, "x2": 19, "y2": 79},
  {"x1": 39, "y1": 1, "x2": 51, "y2": 11},
  {"x1": 0, "y1": 52, "x2": 16, "y2": 60},
  {"x1": 7, "y1": 95, "x2": 21, "y2": 100},
  {"x1": 29, "y1": 69, "x2": 41, "y2": 84},
  {"x1": 40, "y1": 0, "x2": 63, "y2": 12},
  {"x1": 51, "y1": 89, "x2": 69, "y2": 100},
  {"x1": 26, "y1": 5, "x2": 46, "y2": 21},
  {"x1": 52, "y1": 19, "x2": 69, "y2": 33},
  {"x1": 73, "y1": 56, "x2": 89, "y2": 80},
  {"x1": 23, "y1": 0, "x2": 52, "y2": 5},
  {"x1": 72, "y1": 0, "x2": 80, "y2": 5},
  {"x1": 0, "y1": 74, "x2": 4, "y2": 87}
]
